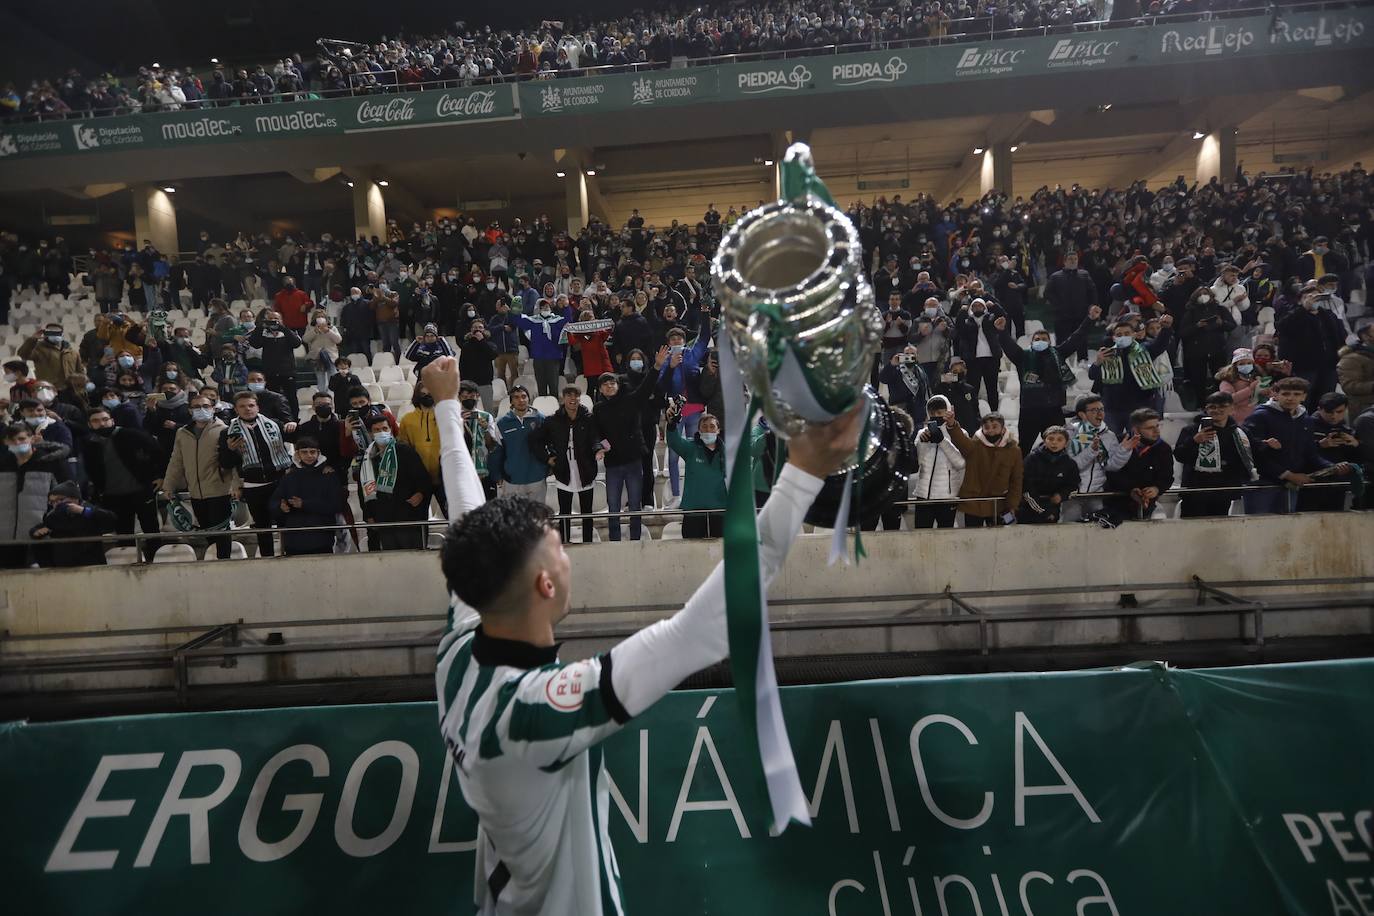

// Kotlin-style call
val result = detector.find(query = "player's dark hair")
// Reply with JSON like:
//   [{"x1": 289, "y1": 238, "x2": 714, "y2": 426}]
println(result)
[{"x1": 442, "y1": 497, "x2": 554, "y2": 613}]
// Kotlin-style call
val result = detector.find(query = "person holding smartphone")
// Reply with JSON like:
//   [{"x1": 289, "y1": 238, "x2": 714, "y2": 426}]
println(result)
[{"x1": 1172, "y1": 391, "x2": 1255, "y2": 517}]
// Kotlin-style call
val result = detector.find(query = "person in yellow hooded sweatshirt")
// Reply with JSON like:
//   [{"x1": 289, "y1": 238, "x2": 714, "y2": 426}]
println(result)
[{"x1": 398, "y1": 380, "x2": 443, "y2": 510}]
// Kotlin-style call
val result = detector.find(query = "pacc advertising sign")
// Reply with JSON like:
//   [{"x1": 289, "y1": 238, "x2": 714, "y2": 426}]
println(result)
[{"x1": 3, "y1": 659, "x2": 1370, "y2": 915}]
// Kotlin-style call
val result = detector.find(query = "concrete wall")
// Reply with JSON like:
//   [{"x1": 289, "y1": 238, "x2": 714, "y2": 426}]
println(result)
[{"x1": 2, "y1": 512, "x2": 1371, "y2": 697}]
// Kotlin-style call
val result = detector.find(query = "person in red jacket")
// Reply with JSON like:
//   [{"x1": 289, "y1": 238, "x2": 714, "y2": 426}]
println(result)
[
  {"x1": 568, "y1": 309, "x2": 613, "y2": 392},
  {"x1": 273, "y1": 277, "x2": 313, "y2": 331}
]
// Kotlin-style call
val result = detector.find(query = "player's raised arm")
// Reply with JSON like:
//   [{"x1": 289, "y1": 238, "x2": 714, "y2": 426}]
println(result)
[
  {"x1": 604, "y1": 402, "x2": 866, "y2": 721},
  {"x1": 424, "y1": 356, "x2": 486, "y2": 519}
]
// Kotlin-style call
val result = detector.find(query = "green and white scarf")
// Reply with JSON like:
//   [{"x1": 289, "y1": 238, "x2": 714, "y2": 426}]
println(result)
[
  {"x1": 1195, "y1": 424, "x2": 1256, "y2": 478},
  {"x1": 359, "y1": 441, "x2": 399, "y2": 501},
  {"x1": 1099, "y1": 342, "x2": 1164, "y2": 390},
  {"x1": 228, "y1": 416, "x2": 291, "y2": 471}
]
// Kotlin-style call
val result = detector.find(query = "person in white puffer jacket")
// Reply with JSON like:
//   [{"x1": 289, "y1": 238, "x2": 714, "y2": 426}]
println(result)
[{"x1": 911, "y1": 395, "x2": 966, "y2": 529}]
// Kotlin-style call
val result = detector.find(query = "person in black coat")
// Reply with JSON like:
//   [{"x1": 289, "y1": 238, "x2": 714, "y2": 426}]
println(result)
[
  {"x1": 142, "y1": 382, "x2": 192, "y2": 456},
  {"x1": 1173, "y1": 392, "x2": 1255, "y2": 518},
  {"x1": 1178, "y1": 288, "x2": 1238, "y2": 407},
  {"x1": 294, "y1": 391, "x2": 347, "y2": 472},
  {"x1": 950, "y1": 298, "x2": 1005, "y2": 411},
  {"x1": 83, "y1": 408, "x2": 165, "y2": 560},
  {"x1": 622, "y1": 347, "x2": 666, "y2": 506},
  {"x1": 593, "y1": 366, "x2": 658, "y2": 541},
  {"x1": 248, "y1": 312, "x2": 304, "y2": 418},
  {"x1": 30, "y1": 480, "x2": 117, "y2": 567},
  {"x1": 244, "y1": 371, "x2": 294, "y2": 426},
  {"x1": 532, "y1": 387, "x2": 601, "y2": 544},
  {"x1": 933, "y1": 358, "x2": 981, "y2": 435},
  {"x1": 1018, "y1": 427, "x2": 1078, "y2": 524},
  {"x1": 878, "y1": 347, "x2": 930, "y2": 422},
  {"x1": 1102, "y1": 408, "x2": 1175, "y2": 524},
  {"x1": 998, "y1": 307, "x2": 1100, "y2": 454},
  {"x1": 1276, "y1": 286, "x2": 1348, "y2": 410},
  {"x1": 271, "y1": 438, "x2": 345, "y2": 555},
  {"x1": 1045, "y1": 252, "x2": 1097, "y2": 360},
  {"x1": 611, "y1": 300, "x2": 654, "y2": 367},
  {"x1": 354, "y1": 414, "x2": 432, "y2": 551}
]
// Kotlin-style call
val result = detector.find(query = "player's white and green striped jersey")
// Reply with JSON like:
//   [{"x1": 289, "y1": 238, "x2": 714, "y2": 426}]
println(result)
[{"x1": 432, "y1": 396, "x2": 824, "y2": 915}]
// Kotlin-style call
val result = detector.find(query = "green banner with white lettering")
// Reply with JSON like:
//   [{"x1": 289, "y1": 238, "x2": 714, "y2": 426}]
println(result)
[
  {"x1": 2, "y1": 9, "x2": 1371, "y2": 161},
  {"x1": 2, "y1": 659, "x2": 1370, "y2": 914}
]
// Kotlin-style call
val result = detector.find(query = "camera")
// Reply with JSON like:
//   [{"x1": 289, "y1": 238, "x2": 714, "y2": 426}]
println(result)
[{"x1": 1199, "y1": 416, "x2": 1214, "y2": 430}]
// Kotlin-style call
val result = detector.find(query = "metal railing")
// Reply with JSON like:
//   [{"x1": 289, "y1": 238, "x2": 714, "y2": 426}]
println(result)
[
  {"x1": 5, "y1": 1, "x2": 1363, "y2": 124},
  {"x1": 0, "y1": 480, "x2": 1360, "y2": 565}
]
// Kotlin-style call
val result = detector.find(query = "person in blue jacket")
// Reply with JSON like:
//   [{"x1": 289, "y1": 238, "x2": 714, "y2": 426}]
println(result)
[
  {"x1": 489, "y1": 386, "x2": 548, "y2": 503},
  {"x1": 514, "y1": 300, "x2": 568, "y2": 397},
  {"x1": 656, "y1": 310, "x2": 711, "y2": 502},
  {"x1": 486, "y1": 300, "x2": 523, "y2": 394},
  {"x1": 1241, "y1": 376, "x2": 1351, "y2": 515}
]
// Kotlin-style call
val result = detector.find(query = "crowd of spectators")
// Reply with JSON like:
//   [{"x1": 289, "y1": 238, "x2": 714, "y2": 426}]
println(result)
[
  {"x1": 1, "y1": 162, "x2": 1371, "y2": 564},
  {"x1": 6, "y1": 0, "x2": 1278, "y2": 120}
]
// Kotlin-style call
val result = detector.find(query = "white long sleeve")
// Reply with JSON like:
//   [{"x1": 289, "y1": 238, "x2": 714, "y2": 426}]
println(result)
[
  {"x1": 608, "y1": 463, "x2": 825, "y2": 718},
  {"x1": 435, "y1": 399, "x2": 486, "y2": 519}
]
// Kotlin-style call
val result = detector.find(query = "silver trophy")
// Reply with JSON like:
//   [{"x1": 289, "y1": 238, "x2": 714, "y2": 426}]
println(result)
[{"x1": 712, "y1": 143, "x2": 914, "y2": 527}]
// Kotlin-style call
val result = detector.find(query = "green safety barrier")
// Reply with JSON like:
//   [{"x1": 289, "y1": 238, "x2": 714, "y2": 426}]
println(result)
[
  {"x1": 1, "y1": 9, "x2": 1370, "y2": 160},
  {"x1": 3, "y1": 658, "x2": 1370, "y2": 914}
]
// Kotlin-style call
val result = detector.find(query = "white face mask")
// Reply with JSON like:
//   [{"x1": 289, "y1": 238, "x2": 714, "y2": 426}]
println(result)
[{"x1": 1114, "y1": 336, "x2": 1134, "y2": 349}]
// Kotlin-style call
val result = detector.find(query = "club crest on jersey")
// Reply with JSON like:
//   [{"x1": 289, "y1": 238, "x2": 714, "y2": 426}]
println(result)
[{"x1": 546, "y1": 665, "x2": 589, "y2": 711}]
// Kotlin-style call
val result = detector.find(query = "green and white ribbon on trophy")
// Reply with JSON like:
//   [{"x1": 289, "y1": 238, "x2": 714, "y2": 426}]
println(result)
[{"x1": 713, "y1": 144, "x2": 878, "y2": 833}]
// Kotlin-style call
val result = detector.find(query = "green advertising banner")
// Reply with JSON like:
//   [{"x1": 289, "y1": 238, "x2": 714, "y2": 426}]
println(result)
[
  {"x1": 2, "y1": 660, "x2": 1371, "y2": 914},
  {"x1": 1, "y1": 10, "x2": 1371, "y2": 161}
]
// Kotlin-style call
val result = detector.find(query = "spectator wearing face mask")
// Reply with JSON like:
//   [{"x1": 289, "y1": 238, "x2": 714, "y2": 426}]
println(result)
[
  {"x1": 35, "y1": 380, "x2": 83, "y2": 433},
  {"x1": 1099, "y1": 409, "x2": 1174, "y2": 525},
  {"x1": 95, "y1": 313, "x2": 145, "y2": 361},
  {"x1": 516, "y1": 299, "x2": 569, "y2": 397},
  {"x1": 295, "y1": 392, "x2": 346, "y2": 473},
  {"x1": 879, "y1": 346, "x2": 930, "y2": 423},
  {"x1": 1173, "y1": 392, "x2": 1256, "y2": 518},
  {"x1": 910, "y1": 299, "x2": 952, "y2": 382},
  {"x1": 405, "y1": 323, "x2": 456, "y2": 374},
  {"x1": 248, "y1": 311, "x2": 305, "y2": 419},
  {"x1": 211, "y1": 344, "x2": 249, "y2": 404},
  {"x1": 164, "y1": 326, "x2": 208, "y2": 378},
  {"x1": 1248, "y1": 342, "x2": 1292, "y2": 403},
  {"x1": 142, "y1": 382, "x2": 191, "y2": 455},
  {"x1": 339, "y1": 387, "x2": 399, "y2": 464},
  {"x1": 1017, "y1": 425, "x2": 1077, "y2": 524},
  {"x1": 668, "y1": 408, "x2": 726, "y2": 539},
  {"x1": 398, "y1": 382, "x2": 445, "y2": 505},
  {"x1": 1, "y1": 421, "x2": 73, "y2": 568},
  {"x1": 992, "y1": 255, "x2": 1029, "y2": 338},
  {"x1": 1276, "y1": 284, "x2": 1346, "y2": 410},
  {"x1": 458, "y1": 320, "x2": 498, "y2": 413},
  {"x1": 533, "y1": 385, "x2": 599, "y2": 544},
  {"x1": 1089, "y1": 317, "x2": 1175, "y2": 436},
  {"x1": 459, "y1": 379, "x2": 501, "y2": 501},
  {"x1": 303, "y1": 312, "x2": 342, "y2": 393},
  {"x1": 1337, "y1": 323, "x2": 1374, "y2": 417},
  {"x1": 271, "y1": 436, "x2": 345, "y2": 556},
  {"x1": 327, "y1": 357, "x2": 363, "y2": 406},
  {"x1": 933, "y1": 357, "x2": 980, "y2": 435},
  {"x1": 997, "y1": 307, "x2": 1099, "y2": 454},
  {"x1": 1179, "y1": 286, "x2": 1237, "y2": 408},
  {"x1": 273, "y1": 276, "x2": 313, "y2": 332},
  {"x1": 594, "y1": 364, "x2": 660, "y2": 542},
  {"x1": 161, "y1": 392, "x2": 238, "y2": 559},
  {"x1": 945, "y1": 411, "x2": 1022, "y2": 527},
  {"x1": 911, "y1": 395, "x2": 966, "y2": 529},
  {"x1": 880, "y1": 291, "x2": 913, "y2": 362},
  {"x1": 356, "y1": 412, "x2": 431, "y2": 551},
  {"x1": 29, "y1": 479, "x2": 116, "y2": 568},
  {"x1": 96, "y1": 388, "x2": 140, "y2": 429},
  {"x1": 951, "y1": 297, "x2": 1005, "y2": 412},
  {"x1": 17, "y1": 324, "x2": 83, "y2": 387},
  {"x1": 1242, "y1": 377, "x2": 1347, "y2": 515},
  {"x1": 1215, "y1": 348, "x2": 1262, "y2": 424},
  {"x1": 15, "y1": 396, "x2": 73, "y2": 450},
  {"x1": 1208, "y1": 264, "x2": 1249, "y2": 343},
  {"x1": 219, "y1": 391, "x2": 292, "y2": 557},
  {"x1": 486, "y1": 302, "x2": 522, "y2": 392},
  {"x1": 1297, "y1": 236, "x2": 1347, "y2": 283},
  {"x1": 244, "y1": 370, "x2": 294, "y2": 427},
  {"x1": 82, "y1": 406, "x2": 164, "y2": 561},
  {"x1": 340, "y1": 287, "x2": 374, "y2": 360}
]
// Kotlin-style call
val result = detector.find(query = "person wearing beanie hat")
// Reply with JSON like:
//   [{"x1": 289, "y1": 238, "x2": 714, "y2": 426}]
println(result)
[
  {"x1": 1216, "y1": 348, "x2": 1261, "y2": 424},
  {"x1": 910, "y1": 394, "x2": 966, "y2": 529},
  {"x1": 30, "y1": 478, "x2": 117, "y2": 567},
  {"x1": 270, "y1": 434, "x2": 345, "y2": 556},
  {"x1": 404, "y1": 322, "x2": 455, "y2": 373}
]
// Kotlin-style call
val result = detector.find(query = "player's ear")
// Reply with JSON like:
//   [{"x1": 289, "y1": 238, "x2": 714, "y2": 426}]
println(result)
[{"x1": 535, "y1": 568, "x2": 556, "y2": 601}]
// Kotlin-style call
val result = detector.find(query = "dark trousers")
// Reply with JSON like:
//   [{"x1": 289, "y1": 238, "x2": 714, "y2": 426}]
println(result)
[
  {"x1": 969, "y1": 356, "x2": 999, "y2": 411},
  {"x1": 1018, "y1": 404, "x2": 1065, "y2": 455},
  {"x1": 557, "y1": 488, "x2": 595, "y2": 544},
  {"x1": 190, "y1": 495, "x2": 233, "y2": 558},
  {"x1": 683, "y1": 512, "x2": 724, "y2": 539},
  {"x1": 1055, "y1": 316, "x2": 1089, "y2": 360},
  {"x1": 103, "y1": 490, "x2": 162, "y2": 560},
  {"x1": 268, "y1": 374, "x2": 299, "y2": 419},
  {"x1": 241, "y1": 484, "x2": 277, "y2": 557},
  {"x1": 534, "y1": 360, "x2": 561, "y2": 397},
  {"x1": 1300, "y1": 367, "x2": 1339, "y2": 411},
  {"x1": 1183, "y1": 348, "x2": 1226, "y2": 407},
  {"x1": 342, "y1": 333, "x2": 371, "y2": 361},
  {"x1": 912, "y1": 503, "x2": 957, "y2": 528},
  {"x1": 1179, "y1": 490, "x2": 1239, "y2": 518},
  {"x1": 961, "y1": 513, "x2": 1000, "y2": 528}
]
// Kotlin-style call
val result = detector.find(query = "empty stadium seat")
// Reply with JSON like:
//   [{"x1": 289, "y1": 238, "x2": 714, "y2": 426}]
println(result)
[
  {"x1": 384, "y1": 382, "x2": 413, "y2": 402},
  {"x1": 203, "y1": 542, "x2": 250, "y2": 560},
  {"x1": 365, "y1": 383, "x2": 386, "y2": 404},
  {"x1": 532, "y1": 395, "x2": 559, "y2": 416},
  {"x1": 152, "y1": 543, "x2": 198, "y2": 563},
  {"x1": 104, "y1": 546, "x2": 141, "y2": 566},
  {"x1": 377, "y1": 365, "x2": 404, "y2": 385},
  {"x1": 372, "y1": 352, "x2": 396, "y2": 370}
]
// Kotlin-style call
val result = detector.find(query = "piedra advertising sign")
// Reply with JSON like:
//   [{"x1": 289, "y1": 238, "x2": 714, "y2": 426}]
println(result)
[{"x1": 3, "y1": 660, "x2": 1370, "y2": 914}]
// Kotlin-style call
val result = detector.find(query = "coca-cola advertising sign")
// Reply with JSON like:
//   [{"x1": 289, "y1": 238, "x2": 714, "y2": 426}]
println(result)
[
  {"x1": 436, "y1": 91, "x2": 497, "y2": 119},
  {"x1": 354, "y1": 97, "x2": 416, "y2": 125}
]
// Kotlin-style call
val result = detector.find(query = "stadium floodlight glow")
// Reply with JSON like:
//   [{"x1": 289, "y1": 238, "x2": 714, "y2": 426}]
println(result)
[
  {"x1": 973, "y1": 146, "x2": 985, "y2": 155},
  {"x1": 555, "y1": 170, "x2": 566, "y2": 178},
  {"x1": 210, "y1": 58, "x2": 220, "y2": 64},
  {"x1": 152, "y1": 62, "x2": 161, "y2": 68},
  {"x1": 1009, "y1": 145, "x2": 1019, "y2": 152},
  {"x1": 763, "y1": 159, "x2": 774, "y2": 166},
  {"x1": 345, "y1": 180, "x2": 355, "y2": 188},
  {"x1": 585, "y1": 169, "x2": 596, "y2": 176},
  {"x1": 377, "y1": 179, "x2": 389, "y2": 187},
  {"x1": 1192, "y1": 131, "x2": 1206, "y2": 140},
  {"x1": 162, "y1": 186, "x2": 176, "y2": 193}
]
